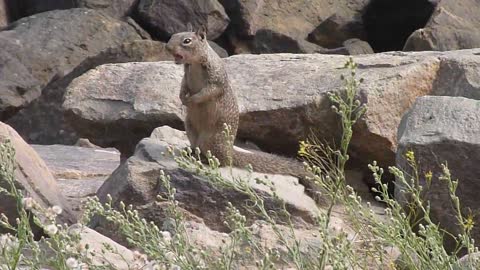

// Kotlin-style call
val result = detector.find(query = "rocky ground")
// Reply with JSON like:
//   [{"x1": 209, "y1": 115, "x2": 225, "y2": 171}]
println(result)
[{"x1": 0, "y1": 0, "x2": 480, "y2": 269}]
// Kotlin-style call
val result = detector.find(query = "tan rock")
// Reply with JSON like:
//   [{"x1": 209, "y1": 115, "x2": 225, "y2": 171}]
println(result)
[
  {"x1": 8, "y1": 39, "x2": 170, "y2": 146},
  {"x1": 0, "y1": 0, "x2": 7, "y2": 28},
  {"x1": 396, "y1": 96, "x2": 480, "y2": 252},
  {"x1": 61, "y1": 49, "x2": 480, "y2": 172},
  {"x1": 0, "y1": 122, "x2": 75, "y2": 232},
  {"x1": 68, "y1": 224, "x2": 136, "y2": 269},
  {"x1": 222, "y1": 0, "x2": 369, "y2": 53},
  {"x1": 32, "y1": 144, "x2": 121, "y2": 218},
  {"x1": 404, "y1": 0, "x2": 480, "y2": 51},
  {"x1": 136, "y1": 0, "x2": 229, "y2": 40},
  {"x1": 0, "y1": 8, "x2": 148, "y2": 118},
  {"x1": 95, "y1": 126, "x2": 321, "y2": 232}
]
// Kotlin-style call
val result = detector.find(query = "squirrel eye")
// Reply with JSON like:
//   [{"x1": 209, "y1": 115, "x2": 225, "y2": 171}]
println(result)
[{"x1": 183, "y1": 38, "x2": 192, "y2": 45}]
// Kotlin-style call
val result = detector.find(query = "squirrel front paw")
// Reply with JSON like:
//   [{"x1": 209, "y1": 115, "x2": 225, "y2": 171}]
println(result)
[{"x1": 186, "y1": 94, "x2": 202, "y2": 105}]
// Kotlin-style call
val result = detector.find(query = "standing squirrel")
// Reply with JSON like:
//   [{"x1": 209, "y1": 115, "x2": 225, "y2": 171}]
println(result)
[{"x1": 166, "y1": 26, "x2": 318, "y2": 193}]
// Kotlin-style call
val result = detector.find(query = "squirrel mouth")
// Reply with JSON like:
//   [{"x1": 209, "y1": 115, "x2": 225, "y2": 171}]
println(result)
[{"x1": 173, "y1": 53, "x2": 184, "y2": 63}]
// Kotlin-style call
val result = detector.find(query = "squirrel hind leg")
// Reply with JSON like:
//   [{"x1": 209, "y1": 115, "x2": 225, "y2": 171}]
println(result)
[
  {"x1": 196, "y1": 132, "x2": 234, "y2": 166},
  {"x1": 185, "y1": 119, "x2": 199, "y2": 149}
]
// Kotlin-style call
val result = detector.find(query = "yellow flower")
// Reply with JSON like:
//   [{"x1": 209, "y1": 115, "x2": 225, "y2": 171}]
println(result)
[
  {"x1": 463, "y1": 214, "x2": 475, "y2": 233},
  {"x1": 425, "y1": 170, "x2": 433, "y2": 187},
  {"x1": 298, "y1": 141, "x2": 309, "y2": 157},
  {"x1": 405, "y1": 151, "x2": 415, "y2": 163}
]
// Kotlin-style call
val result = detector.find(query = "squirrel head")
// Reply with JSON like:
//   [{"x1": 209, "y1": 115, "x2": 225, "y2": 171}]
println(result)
[{"x1": 166, "y1": 25, "x2": 208, "y2": 65}]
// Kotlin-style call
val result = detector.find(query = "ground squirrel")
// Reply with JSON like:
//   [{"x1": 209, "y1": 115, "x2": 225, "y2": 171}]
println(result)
[{"x1": 166, "y1": 26, "x2": 317, "y2": 192}]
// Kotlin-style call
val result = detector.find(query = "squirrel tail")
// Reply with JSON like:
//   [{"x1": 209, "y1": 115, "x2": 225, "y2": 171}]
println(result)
[
  {"x1": 229, "y1": 147, "x2": 325, "y2": 205},
  {"x1": 231, "y1": 147, "x2": 312, "y2": 179}
]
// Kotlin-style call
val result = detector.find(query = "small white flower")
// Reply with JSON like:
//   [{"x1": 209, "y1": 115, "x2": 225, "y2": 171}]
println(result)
[
  {"x1": 152, "y1": 264, "x2": 162, "y2": 270},
  {"x1": 0, "y1": 234, "x2": 18, "y2": 252},
  {"x1": 0, "y1": 234, "x2": 9, "y2": 245},
  {"x1": 0, "y1": 235, "x2": 8, "y2": 252},
  {"x1": 75, "y1": 242, "x2": 86, "y2": 252},
  {"x1": 65, "y1": 244, "x2": 73, "y2": 252},
  {"x1": 161, "y1": 231, "x2": 172, "y2": 242},
  {"x1": 45, "y1": 206, "x2": 61, "y2": 220},
  {"x1": 165, "y1": 251, "x2": 175, "y2": 261},
  {"x1": 44, "y1": 224, "x2": 58, "y2": 235},
  {"x1": 66, "y1": 257, "x2": 79, "y2": 269},
  {"x1": 133, "y1": 250, "x2": 147, "y2": 260},
  {"x1": 22, "y1": 197, "x2": 35, "y2": 210},
  {"x1": 132, "y1": 250, "x2": 148, "y2": 265},
  {"x1": 144, "y1": 261, "x2": 162, "y2": 270},
  {"x1": 1, "y1": 213, "x2": 9, "y2": 223},
  {"x1": 170, "y1": 265, "x2": 181, "y2": 270},
  {"x1": 52, "y1": 205, "x2": 63, "y2": 215}
]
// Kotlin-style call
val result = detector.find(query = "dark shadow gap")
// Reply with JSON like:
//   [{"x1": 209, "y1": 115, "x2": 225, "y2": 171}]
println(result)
[{"x1": 362, "y1": 0, "x2": 436, "y2": 52}]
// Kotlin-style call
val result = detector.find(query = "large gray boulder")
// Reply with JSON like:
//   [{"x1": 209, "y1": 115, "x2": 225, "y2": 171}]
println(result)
[
  {"x1": 0, "y1": 8, "x2": 148, "y2": 119},
  {"x1": 68, "y1": 224, "x2": 136, "y2": 269},
  {"x1": 251, "y1": 29, "x2": 327, "y2": 54},
  {"x1": 7, "y1": 40, "x2": 171, "y2": 146},
  {"x1": 32, "y1": 144, "x2": 120, "y2": 218},
  {"x1": 404, "y1": 0, "x2": 480, "y2": 51},
  {"x1": 5, "y1": 0, "x2": 75, "y2": 21},
  {"x1": 136, "y1": 0, "x2": 230, "y2": 40},
  {"x1": 0, "y1": 0, "x2": 7, "y2": 28},
  {"x1": 222, "y1": 0, "x2": 368, "y2": 40},
  {"x1": 221, "y1": 0, "x2": 369, "y2": 53},
  {"x1": 247, "y1": 30, "x2": 367, "y2": 55},
  {"x1": 456, "y1": 252, "x2": 480, "y2": 270},
  {"x1": 76, "y1": 0, "x2": 138, "y2": 18},
  {"x1": 307, "y1": 10, "x2": 368, "y2": 49},
  {"x1": 0, "y1": 122, "x2": 75, "y2": 232},
  {"x1": 63, "y1": 62, "x2": 185, "y2": 157},
  {"x1": 95, "y1": 126, "x2": 322, "y2": 230},
  {"x1": 432, "y1": 50, "x2": 480, "y2": 100},
  {"x1": 4, "y1": 0, "x2": 137, "y2": 21},
  {"x1": 342, "y1": 38, "x2": 374, "y2": 55},
  {"x1": 396, "y1": 96, "x2": 480, "y2": 252},
  {"x1": 63, "y1": 49, "x2": 480, "y2": 170},
  {"x1": 32, "y1": 144, "x2": 120, "y2": 182}
]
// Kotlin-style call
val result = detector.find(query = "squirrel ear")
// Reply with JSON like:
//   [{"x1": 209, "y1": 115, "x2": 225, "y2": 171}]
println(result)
[
  {"x1": 196, "y1": 24, "x2": 207, "y2": 40},
  {"x1": 186, "y1": 22, "x2": 193, "y2": 32}
]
